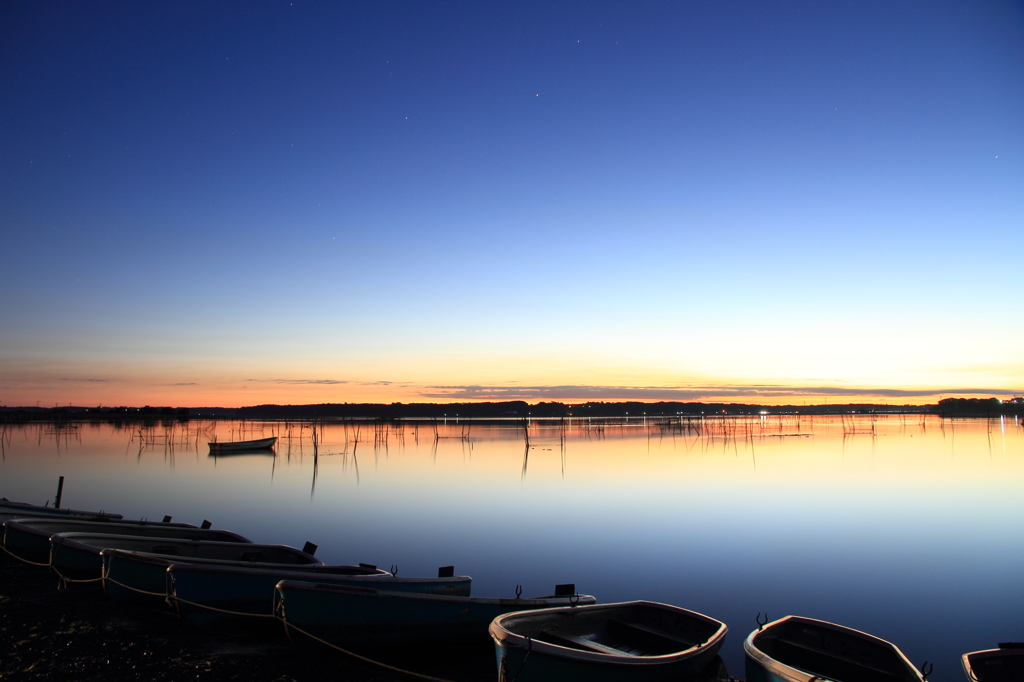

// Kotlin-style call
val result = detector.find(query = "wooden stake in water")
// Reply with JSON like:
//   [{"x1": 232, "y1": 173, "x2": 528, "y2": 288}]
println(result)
[{"x1": 54, "y1": 476, "x2": 65, "y2": 509}]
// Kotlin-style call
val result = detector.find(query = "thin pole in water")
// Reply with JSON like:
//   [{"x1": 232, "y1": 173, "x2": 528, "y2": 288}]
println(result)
[{"x1": 54, "y1": 475, "x2": 65, "y2": 509}]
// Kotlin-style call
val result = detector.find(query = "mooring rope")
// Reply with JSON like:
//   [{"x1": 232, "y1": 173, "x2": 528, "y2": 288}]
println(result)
[
  {"x1": 6, "y1": 541, "x2": 458, "y2": 682},
  {"x1": 167, "y1": 592, "x2": 459, "y2": 682},
  {"x1": 164, "y1": 593, "x2": 278, "y2": 618},
  {"x1": 101, "y1": 574, "x2": 170, "y2": 599},
  {"x1": 46, "y1": 537, "x2": 106, "y2": 588},
  {"x1": 278, "y1": 617, "x2": 457, "y2": 682},
  {"x1": 50, "y1": 563, "x2": 105, "y2": 589}
]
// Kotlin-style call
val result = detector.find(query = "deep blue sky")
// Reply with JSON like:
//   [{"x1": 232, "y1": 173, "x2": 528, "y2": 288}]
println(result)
[{"x1": 1, "y1": 1, "x2": 1022, "y2": 406}]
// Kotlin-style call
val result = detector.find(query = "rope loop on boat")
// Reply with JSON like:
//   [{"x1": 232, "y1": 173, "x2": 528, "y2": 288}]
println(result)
[
  {"x1": 0, "y1": 542, "x2": 53, "y2": 567},
  {"x1": 45, "y1": 537, "x2": 103, "y2": 588},
  {"x1": 278, "y1": 617, "x2": 457, "y2": 682},
  {"x1": 5, "y1": 538, "x2": 481, "y2": 682},
  {"x1": 50, "y1": 566, "x2": 104, "y2": 590}
]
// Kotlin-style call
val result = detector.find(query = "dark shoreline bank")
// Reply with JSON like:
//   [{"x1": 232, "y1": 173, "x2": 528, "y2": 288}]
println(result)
[
  {"x1": 3, "y1": 397, "x2": 1021, "y2": 424},
  {"x1": 0, "y1": 557, "x2": 493, "y2": 682}
]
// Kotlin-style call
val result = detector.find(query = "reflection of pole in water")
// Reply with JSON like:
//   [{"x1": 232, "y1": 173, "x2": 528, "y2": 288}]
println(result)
[
  {"x1": 1000, "y1": 415, "x2": 1007, "y2": 458},
  {"x1": 560, "y1": 419, "x2": 566, "y2": 478},
  {"x1": 520, "y1": 417, "x2": 532, "y2": 480},
  {"x1": 352, "y1": 445, "x2": 360, "y2": 486},
  {"x1": 310, "y1": 449, "x2": 318, "y2": 499},
  {"x1": 310, "y1": 421, "x2": 320, "y2": 499}
]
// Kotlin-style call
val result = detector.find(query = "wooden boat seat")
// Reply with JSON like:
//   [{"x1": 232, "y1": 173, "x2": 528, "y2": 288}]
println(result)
[
  {"x1": 607, "y1": 618, "x2": 699, "y2": 650},
  {"x1": 772, "y1": 637, "x2": 914, "y2": 682},
  {"x1": 538, "y1": 630, "x2": 638, "y2": 657}
]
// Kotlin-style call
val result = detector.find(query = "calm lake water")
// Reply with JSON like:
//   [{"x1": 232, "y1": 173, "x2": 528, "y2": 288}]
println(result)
[{"x1": 2, "y1": 415, "x2": 1022, "y2": 680}]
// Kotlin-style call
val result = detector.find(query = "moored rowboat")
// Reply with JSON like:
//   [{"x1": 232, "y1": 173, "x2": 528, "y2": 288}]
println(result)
[
  {"x1": 0, "y1": 499, "x2": 123, "y2": 522},
  {"x1": 2, "y1": 517, "x2": 205, "y2": 565},
  {"x1": 744, "y1": 615, "x2": 925, "y2": 682},
  {"x1": 275, "y1": 581, "x2": 596, "y2": 644},
  {"x1": 168, "y1": 562, "x2": 472, "y2": 627},
  {"x1": 51, "y1": 532, "x2": 311, "y2": 582},
  {"x1": 489, "y1": 600, "x2": 728, "y2": 682},
  {"x1": 962, "y1": 643, "x2": 1024, "y2": 682},
  {"x1": 208, "y1": 437, "x2": 276, "y2": 452}
]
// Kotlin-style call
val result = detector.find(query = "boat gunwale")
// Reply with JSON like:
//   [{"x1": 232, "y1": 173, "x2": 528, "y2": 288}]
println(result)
[
  {"x1": 488, "y1": 600, "x2": 728, "y2": 666},
  {"x1": 743, "y1": 615, "x2": 925, "y2": 682},
  {"x1": 166, "y1": 561, "x2": 392, "y2": 579},
  {"x1": 274, "y1": 579, "x2": 579, "y2": 607},
  {"x1": 46, "y1": 528, "x2": 253, "y2": 549},
  {"x1": 0, "y1": 500, "x2": 123, "y2": 519},
  {"x1": 4, "y1": 517, "x2": 199, "y2": 534},
  {"x1": 55, "y1": 533, "x2": 317, "y2": 564},
  {"x1": 99, "y1": 548, "x2": 323, "y2": 570}
]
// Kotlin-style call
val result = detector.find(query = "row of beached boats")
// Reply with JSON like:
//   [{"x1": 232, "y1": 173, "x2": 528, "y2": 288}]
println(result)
[{"x1": 1, "y1": 496, "x2": 1019, "y2": 682}]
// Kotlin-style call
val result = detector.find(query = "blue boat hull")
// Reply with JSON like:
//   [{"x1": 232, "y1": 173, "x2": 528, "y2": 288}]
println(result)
[
  {"x1": 494, "y1": 638, "x2": 723, "y2": 682},
  {"x1": 276, "y1": 581, "x2": 596, "y2": 645},
  {"x1": 100, "y1": 544, "x2": 322, "y2": 605},
  {"x1": 745, "y1": 656, "x2": 795, "y2": 682},
  {"x1": 3, "y1": 519, "x2": 232, "y2": 567},
  {"x1": 169, "y1": 563, "x2": 471, "y2": 627}
]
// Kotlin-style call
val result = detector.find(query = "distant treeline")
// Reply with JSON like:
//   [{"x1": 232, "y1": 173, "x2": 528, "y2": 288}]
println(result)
[
  {"x1": 235, "y1": 400, "x2": 923, "y2": 419},
  {"x1": 2, "y1": 397, "x2": 1021, "y2": 423},
  {"x1": 934, "y1": 397, "x2": 1024, "y2": 417}
]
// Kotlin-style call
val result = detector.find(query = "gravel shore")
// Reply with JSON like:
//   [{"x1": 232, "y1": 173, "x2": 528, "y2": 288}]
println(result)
[{"x1": 0, "y1": 556, "x2": 494, "y2": 682}]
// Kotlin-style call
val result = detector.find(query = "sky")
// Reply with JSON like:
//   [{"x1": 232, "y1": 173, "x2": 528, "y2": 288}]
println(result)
[{"x1": 1, "y1": 1, "x2": 1022, "y2": 408}]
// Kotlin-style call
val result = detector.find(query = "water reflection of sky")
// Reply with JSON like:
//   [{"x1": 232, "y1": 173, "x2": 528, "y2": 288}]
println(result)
[{"x1": 2, "y1": 416, "x2": 1022, "y2": 681}]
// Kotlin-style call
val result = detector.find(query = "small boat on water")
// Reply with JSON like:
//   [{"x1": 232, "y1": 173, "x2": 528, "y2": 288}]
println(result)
[
  {"x1": 208, "y1": 437, "x2": 277, "y2": 453},
  {"x1": 489, "y1": 600, "x2": 728, "y2": 682},
  {"x1": 50, "y1": 532, "x2": 306, "y2": 582},
  {"x1": 168, "y1": 562, "x2": 472, "y2": 626},
  {"x1": 2, "y1": 517, "x2": 206, "y2": 565},
  {"x1": 744, "y1": 615, "x2": 926, "y2": 682},
  {"x1": 207, "y1": 448, "x2": 277, "y2": 458},
  {"x1": 962, "y1": 643, "x2": 1024, "y2": 682},
  {"x1": 275, "y1": 581, "x2": 596, "y2": 645}
]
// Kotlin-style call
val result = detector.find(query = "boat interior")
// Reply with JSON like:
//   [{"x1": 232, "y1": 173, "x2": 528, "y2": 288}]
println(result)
[
  {"x1": 965, "y1": 645, "x2": 1024, "y2": 682},
  {"x1": 505, "y1": 603, "x2": 722, "y2": 658},
  {"x1": 753, "y1": 619, "x2": 921, "y2": 682}
]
